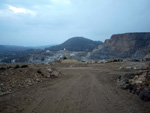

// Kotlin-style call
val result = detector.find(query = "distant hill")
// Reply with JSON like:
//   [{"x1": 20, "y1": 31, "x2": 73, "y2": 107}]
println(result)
[
  {"x1": 0, "y1": 45, "x2": 56, "y2": 53},
  {"x1": 89, "y1": 32, "x2": 150, "y2": 59},
  {"x1": 28, "y1": 44, "x2": 57, "y2": 50},
  {"x1": 0, "y1": 45, "x2": 30, "y2": 52},
  {"x1": 47, "y1": 37, "x2": 103, "y2": 52}
]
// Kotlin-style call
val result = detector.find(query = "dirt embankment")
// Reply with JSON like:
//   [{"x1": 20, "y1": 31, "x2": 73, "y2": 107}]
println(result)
[
  {"x1": 0, "y1": 62, "x2": 150, "y2": 113},
  {"x1": 0, "y1": 63, "x2": 62, "y2": 96}
]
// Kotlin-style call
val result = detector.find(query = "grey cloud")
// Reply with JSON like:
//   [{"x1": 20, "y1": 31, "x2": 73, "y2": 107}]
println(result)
[{"x1": 0, "y1": 0, "x2": 150, "y2": 46}]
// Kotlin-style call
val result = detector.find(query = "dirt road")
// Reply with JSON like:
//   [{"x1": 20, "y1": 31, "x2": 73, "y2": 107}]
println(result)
[{"x1": 1, "y1": 64, "x2": 150, "y2": 113}]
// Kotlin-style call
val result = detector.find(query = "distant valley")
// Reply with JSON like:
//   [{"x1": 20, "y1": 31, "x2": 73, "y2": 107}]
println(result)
[
  {"x1": 0, "y1": 45, "x2": 56, "y2": 63},
  {"x1": 0, "y1": 44, "x2": 56, "y2": 52}
]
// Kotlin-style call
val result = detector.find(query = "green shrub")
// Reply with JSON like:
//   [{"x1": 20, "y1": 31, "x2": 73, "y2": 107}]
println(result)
[
  {"x1": 15, "y1": 64, "x2": 20, "y2": 69},
  {"x1": 118, "y1": 75, "x2": 122, "y2": 80},
  {"x1": 21, "y1": 65, "x2": 28, "y2": 68},
  {"x1": 63, "y1": 56, "x2": 67, "y2": 60}
]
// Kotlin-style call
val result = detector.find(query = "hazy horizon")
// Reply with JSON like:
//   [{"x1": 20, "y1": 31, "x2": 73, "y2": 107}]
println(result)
[{"x1": 0, "y1": 0, "x2": 150, "y2": 46}]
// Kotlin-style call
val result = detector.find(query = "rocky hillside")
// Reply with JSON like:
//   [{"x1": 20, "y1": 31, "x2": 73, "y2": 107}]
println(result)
[
  {"x1": 47, "y1": 37, "x2": 103, "y2": 52},
  {"x1": 89, "y1": 33, "x2": 150, "y2": 59}
]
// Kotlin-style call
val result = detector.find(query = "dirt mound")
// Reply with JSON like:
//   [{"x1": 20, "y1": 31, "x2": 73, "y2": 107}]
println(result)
[
  {"x1": 0, "y1": 64, "x2": 62, "y2": 96},
  {"x1": 61, "y1": 59, "x2": 83, "y2": 64}
]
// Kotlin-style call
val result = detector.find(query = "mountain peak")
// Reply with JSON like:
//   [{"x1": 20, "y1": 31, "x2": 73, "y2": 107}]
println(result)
[
  {"x1": 47, "y1": 37, "x2": 103, "y2": 52},
  {"x1": 70, "y1": 36, "x2": 86, "y2": 39}
]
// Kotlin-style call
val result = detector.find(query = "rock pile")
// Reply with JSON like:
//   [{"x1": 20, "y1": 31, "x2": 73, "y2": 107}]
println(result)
[
  {"x1": 0, "y1": 64, "x2": 62, "y2": 96},
  {"x1": 118, "y1": 67, "x2": 150, "y2": 102}
]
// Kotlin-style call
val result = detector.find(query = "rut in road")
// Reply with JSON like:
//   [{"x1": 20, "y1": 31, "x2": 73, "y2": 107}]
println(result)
[{"x1": 23, "y1": 67, "x2": 149, "y2": 113}]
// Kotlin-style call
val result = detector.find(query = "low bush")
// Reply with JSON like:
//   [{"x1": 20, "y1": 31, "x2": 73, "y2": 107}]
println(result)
[
  {"x1": 15, "y1": 64, "x2": 20, "y2": 69},
  {"x1": 21, "y1": 65, "x2": 28, "y2": 68},
  {"x1": 63, "y1": 56, "x2": 67, "y2": 60}
]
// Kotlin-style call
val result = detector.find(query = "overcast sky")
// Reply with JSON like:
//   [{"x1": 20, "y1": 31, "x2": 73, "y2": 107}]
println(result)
[{"x1": 0, "y1": 0, "x2": 150, "y2": 46}]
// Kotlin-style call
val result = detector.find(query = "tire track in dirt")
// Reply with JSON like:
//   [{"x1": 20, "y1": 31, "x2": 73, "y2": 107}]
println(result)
[{"x1": 22, "y1": 67, "x2": 150, "y2": 113}]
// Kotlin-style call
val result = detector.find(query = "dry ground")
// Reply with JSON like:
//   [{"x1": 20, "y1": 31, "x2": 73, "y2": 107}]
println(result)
[{"x1": 0, "y1": 62, "x2": 150, "y2": 113}]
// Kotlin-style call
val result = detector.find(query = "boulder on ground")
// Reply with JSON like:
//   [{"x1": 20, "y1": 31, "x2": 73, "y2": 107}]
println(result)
[
  {"x1": 118, "y1": 69, "x2": 150, "y2": 102},
  {"x1": 139, "y1": 88, "x2": 150, "y2": 102}
]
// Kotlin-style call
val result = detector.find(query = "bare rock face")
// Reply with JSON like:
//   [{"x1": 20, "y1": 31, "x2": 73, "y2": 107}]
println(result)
[{"x1": 89, "y1": 33, "x2": 150, "y2": 59}]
